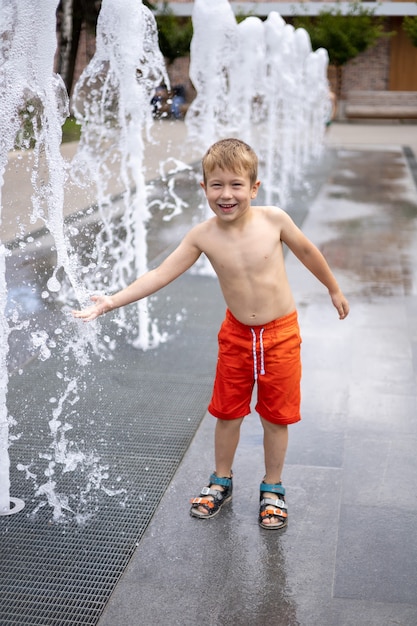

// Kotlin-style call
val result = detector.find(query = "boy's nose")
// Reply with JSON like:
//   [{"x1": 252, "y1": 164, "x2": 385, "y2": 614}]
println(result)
[{"x1": 221, "y1": 187, "x2": 233, "y2": 198}]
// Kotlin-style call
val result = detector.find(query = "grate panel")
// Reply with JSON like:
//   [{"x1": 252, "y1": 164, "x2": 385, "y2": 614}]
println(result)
[
  {"x1": 2, "y1": 358, "x2": 215, "y2": 624},
  {"x1": 1, "y1": 452, "x2": 188, "y2": 624}
]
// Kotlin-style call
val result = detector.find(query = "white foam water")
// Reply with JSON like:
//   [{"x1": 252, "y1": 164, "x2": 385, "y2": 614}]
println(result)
[
  {"x1": 0, "y1": 1, "x2": 79, "y2": 514},
  {"x1": 0, "y1": 0, "x2": 124, "y2": 520},
  {"x1": 70, "y1": 0, "x2": 169, "y2": 350},
  {"x1": 186, "y1": 1, "x2": 331, "y2": 206}
]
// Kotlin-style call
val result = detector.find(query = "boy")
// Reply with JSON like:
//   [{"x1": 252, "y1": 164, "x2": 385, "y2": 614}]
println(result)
[{"x1": 73, "y1": 138, "x2": 349, "y2": 530}]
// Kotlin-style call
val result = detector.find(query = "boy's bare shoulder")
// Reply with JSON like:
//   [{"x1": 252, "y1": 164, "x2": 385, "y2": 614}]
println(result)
[
  {"x1": 182, "y1": 216, "x2": 217, "y2": 247},
  {"x1": 256, "y1": 205, "x2": 285, "y2": 216},
  {"x1": 187, "y1": 216, "x2": 217, "y2": 236},
  {"x1": 254, "y1": 205, "x2": 291, "y2": 223}
]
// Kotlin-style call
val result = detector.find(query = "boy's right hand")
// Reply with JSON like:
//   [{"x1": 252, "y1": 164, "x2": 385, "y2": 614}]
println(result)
[{"x1": 72, "y1": 294, "x2": 114, "y2": 322}]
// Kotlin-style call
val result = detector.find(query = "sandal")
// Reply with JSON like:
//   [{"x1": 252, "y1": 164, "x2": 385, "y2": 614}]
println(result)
[
  {"x1": 259, "y1": 480, "x2": 288, "y2": 530},
  {"x1": 190, "y1": 472, "x2": 233, "y2": 519}
]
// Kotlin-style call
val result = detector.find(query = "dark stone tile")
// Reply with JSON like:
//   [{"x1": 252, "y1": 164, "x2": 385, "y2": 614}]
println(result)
[
  {"x1": 334, "y1": 505, "x2": 417, "y2": 605},
  {"x1": 343, "y1": 435, "x2": 417, "y2": 510},
  {"x1": 347, "y1": 385, "x2": 417, "y2": 434},
  {"x1": 286, "y1": 415, "x2": 344, "y2": 468}
]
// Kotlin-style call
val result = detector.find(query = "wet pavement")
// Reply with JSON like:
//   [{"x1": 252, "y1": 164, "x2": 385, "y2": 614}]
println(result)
[
  {"x1": 1, "y1": 122, "x2": 417, "y2": 625},
  {"x1": 98, "y1": 126, "x2": 417, "y2": 626}
]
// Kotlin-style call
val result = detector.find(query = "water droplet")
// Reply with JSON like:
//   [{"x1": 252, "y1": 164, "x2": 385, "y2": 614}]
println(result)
[{"x1": 47, "y1": 276, "x2": 61, "y2": 292}]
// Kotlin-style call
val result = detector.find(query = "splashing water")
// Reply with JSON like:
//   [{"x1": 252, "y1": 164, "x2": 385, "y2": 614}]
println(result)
[
  {"x1": 0, "y1": 0, "x2": 192, "y2": 521},
  {"x1": 0, "y1": 1, "x2": 77, "y2": 514},
  {"x1": 21, "y1": 376, "x2": 126, "y2": 524},
  {"x1": 186, "y1": 0, "x2": 238, "y2": 148},
  {"x1": 186, "y1": 0, "x2": 331, "y2": 206},
  {"x1": 70, "y1": 0, "x2": 169, "y2": 350},
  {"x1": 0, "y1": 0, "x2": 121, "y2": 519}
]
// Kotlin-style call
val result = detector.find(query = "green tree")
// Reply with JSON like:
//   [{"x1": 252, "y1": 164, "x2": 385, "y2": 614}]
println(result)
[
  {"x1": 294, "y1": 2, "x2": 390, "y2": 96},
  {"x1": 155, "y1": 5, "x2": 193, "y2": 63},
  {"x1": 403, "y1": 15, "x2": 417, "y2": 46}
]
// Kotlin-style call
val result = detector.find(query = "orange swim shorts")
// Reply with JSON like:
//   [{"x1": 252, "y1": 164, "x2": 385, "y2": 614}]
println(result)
[{"x1": 208, "y1": 309, "x2": 302, "y2": 426}]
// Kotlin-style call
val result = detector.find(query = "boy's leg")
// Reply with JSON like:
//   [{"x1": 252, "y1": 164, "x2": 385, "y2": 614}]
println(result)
[
  {"x1": 260, "y1": 417, "x2": 288, "y2": 527},
  {"x1": 261, "y1": 418, "x2": 288, "y2": 484},
  {"x1": 215, "y1": 417, "x2": 244, "y2": 478},
  {"x1": 192, "y1": 417, "x2": 243, "y2": 517}
]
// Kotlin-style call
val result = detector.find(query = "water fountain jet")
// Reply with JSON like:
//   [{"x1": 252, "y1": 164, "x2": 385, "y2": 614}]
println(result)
[
  {"x1": 0, "y1": 0, "x2": 100, "y2": 518},
  {"x1": 70, "y1": 0, "x2": 169, "y2": 350},
  {"x1": 186, "y1": 0, "x2": 331, "y2": 206}
]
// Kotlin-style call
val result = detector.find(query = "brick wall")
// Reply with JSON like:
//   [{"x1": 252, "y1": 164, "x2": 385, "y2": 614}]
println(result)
[
  {"x1": 340, "y1": 25, "x2": 392, "y2": 97},
  {"x1": 328, "y1": 35, "x2": 391, "y2": 98}
]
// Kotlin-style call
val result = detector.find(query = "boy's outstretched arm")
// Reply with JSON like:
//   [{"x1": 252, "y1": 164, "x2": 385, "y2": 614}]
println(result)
[
  {"x1": 72, "y1": 232, "x2": 202, "y2": 322},
  {"x1": 280, "y1": 213, "x2": 349, "y2": 320}
]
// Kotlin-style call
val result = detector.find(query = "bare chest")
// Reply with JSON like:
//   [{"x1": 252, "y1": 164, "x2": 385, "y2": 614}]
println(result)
[{"x1": 206, "y1": 229, "x2": 283, "y2": 276}]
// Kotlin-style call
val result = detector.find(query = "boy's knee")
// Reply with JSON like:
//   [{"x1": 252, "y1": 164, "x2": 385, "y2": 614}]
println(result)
[
  {"x1": 216, "y1": 416, "x2": 244, "y2": 429},
  {"x1": 260, "y1": 416, "x2": 288, "y2": 431}
]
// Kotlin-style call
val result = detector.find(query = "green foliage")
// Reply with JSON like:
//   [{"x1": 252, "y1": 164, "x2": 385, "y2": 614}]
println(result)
[
  {"x1": 14, "y1": 97, "x2": 43, "y2": 149},
  {"x1": 294, "y1": 2, "x2": 389, "y2": 67},
  {"x1": 62, "y1": 116, "x2": 81, "y2": 143},
  {"x1": 403, "y1": 15, "x2": 417, "y2": 47},
  {"x1": 235, "y1": 11, "x2": 255, "y2": 24},
  {"x1": 14, "y1": 109, "x2": 81, "y2": 149},
  {"x1": 155, "y1": 5, "x2": 193, "y2": 63}
]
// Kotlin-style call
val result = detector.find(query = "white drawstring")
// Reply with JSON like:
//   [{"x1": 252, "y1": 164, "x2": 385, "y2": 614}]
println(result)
[
  {"x1": 250, "y1": 327, "x2": 265, "y2": 380},
  {"x1": 259, "y1": 328, "x2": 265, "y2": 375},
  {"x1": 250, "y1": 328, "x2": 257, "y2": 380}
]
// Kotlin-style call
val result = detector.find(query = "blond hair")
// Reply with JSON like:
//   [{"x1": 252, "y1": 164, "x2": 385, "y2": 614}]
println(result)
[{"x1": 202, "y1": 138, "x2": 258, "y2": 186}]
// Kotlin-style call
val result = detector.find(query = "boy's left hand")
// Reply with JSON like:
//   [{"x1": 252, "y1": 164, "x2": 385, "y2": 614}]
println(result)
[{"x1": 330, "y1": 291, "x2": 349, "y2": 320}]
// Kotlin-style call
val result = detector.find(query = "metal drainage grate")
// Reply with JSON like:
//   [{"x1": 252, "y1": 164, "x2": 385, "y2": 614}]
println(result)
[{"x1": 0, "y1": 274, "x2": 222, "y2": 625}]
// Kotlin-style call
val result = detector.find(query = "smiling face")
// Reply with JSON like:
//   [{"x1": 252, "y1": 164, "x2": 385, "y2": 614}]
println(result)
[{"x1": 201, "y1": 167, "x2": 260, "y2": 224}]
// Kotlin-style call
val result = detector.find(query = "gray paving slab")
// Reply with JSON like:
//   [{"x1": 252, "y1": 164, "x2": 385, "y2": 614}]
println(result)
[{"x1": 97, "y1": 133, "x2": 417, "y2": 625}]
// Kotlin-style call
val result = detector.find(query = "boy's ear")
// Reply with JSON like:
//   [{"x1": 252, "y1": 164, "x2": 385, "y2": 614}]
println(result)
[
  {"x1": 251, "y1": 180, "x2": 261, "y2": 198},
  {"x1": 200, "y1": 181, "x2": 206, "y2": 191}
]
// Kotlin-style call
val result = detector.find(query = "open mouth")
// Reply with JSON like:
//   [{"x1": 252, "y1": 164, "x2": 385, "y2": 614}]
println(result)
[{"x1": 218, "y1": 203, "x2": 237, "y2": 212}]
